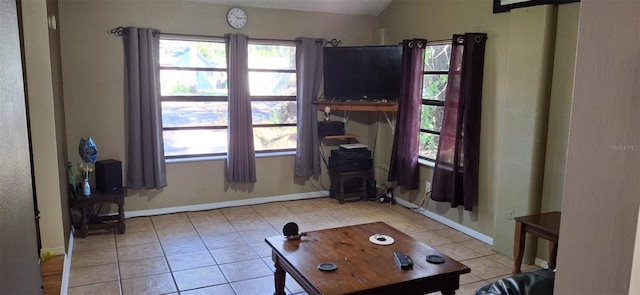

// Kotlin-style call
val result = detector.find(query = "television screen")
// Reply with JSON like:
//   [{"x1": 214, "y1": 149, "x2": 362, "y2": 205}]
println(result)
[{"x1": 323, "y1": 45, "x2": 403, "y2": 101}]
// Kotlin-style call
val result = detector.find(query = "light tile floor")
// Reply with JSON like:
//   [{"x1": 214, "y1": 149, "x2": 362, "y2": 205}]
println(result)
[{"x1": 68, "y1": 197, "x2": 540, "y2": 295}]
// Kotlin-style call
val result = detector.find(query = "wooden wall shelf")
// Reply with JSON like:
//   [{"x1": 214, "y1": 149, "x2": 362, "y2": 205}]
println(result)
[
  {"x1": 314, "y1": 100, "x2": 398, "y2": 112},
  {"x1": 323, "y1": 134, "x2": 358, "y2": 140}
]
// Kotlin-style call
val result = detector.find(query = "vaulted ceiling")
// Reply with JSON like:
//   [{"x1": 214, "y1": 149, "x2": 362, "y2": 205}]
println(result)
[{"x1": 195, "y1": 0, "x2": 393, "y2": 16}]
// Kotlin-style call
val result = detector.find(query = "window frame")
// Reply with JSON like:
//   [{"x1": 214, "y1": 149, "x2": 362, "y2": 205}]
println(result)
[
  {"x1": 419, "y1": 40, "x2": 452, "y2": 162},
  {"x1": 247, "y1": 41, "x2": 298, "y2": 154},
  {"x1": 158, "y1": 36, "x2": 299, "y2": 159},
  {"x1": 159, "y1": 36, "x2": 228, "y2": 159}
]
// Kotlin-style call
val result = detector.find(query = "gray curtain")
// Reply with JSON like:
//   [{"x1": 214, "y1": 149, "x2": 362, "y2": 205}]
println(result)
[
  {"x1": 123, "y1": 27, "x2": 167, "y2": 190},
  {"x1": 294, "y1": 38, "x2": 324, "y2": 177},
  {"x1": 225, "y1": 34, "x2": 257, "y2": 183}
]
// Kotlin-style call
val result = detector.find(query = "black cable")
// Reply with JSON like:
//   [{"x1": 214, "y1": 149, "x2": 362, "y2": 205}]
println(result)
[
  {"x1": 319, "y1": 140, "x2": 329, "y2": 169},
  {"x1": 88, "y1": 203, "x2": 104, "y2": 224},
  {"x1": 307, "y1": 177, "x2": 328, "y2": 194},
  {"x1": 372, "y1": 112, "x2": 380, "y2": 159}
]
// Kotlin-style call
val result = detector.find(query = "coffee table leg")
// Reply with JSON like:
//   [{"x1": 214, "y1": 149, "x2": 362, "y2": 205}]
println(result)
[
  {"x1": 513, "y1": 221, "x2": 525, "y2": 274},
  {"x1": 273, "y1": 259, "x2": 286, "y2": 295}
]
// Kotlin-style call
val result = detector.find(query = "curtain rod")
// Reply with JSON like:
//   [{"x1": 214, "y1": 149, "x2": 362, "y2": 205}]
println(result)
[
  {"x1": 427, "y1": 39, "x2": 454, "y2": 44},
  {"x1": 428, "y1": 35, "x2": 489, "y2": 45},
  {"x1": 108, "y1": 27, "x2": 341, "y2": 46}
]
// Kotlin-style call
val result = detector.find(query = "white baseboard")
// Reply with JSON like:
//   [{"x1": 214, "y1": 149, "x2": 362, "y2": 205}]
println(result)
[
  {"x1": 534, "y1": 257, "x2": 549, "y2": 268},
  {"x1": 126, "y1": 191, "x2": 329, "y2": 218},
  {"x1": 59, "y1": 232, "x2": 73, "y2": 295},
  {"x1": 395, "y1": 199, "x2": 554, "y2": 267},
  {"x1": 394, "y1": 198, "x2": 493, "y2": 245}
]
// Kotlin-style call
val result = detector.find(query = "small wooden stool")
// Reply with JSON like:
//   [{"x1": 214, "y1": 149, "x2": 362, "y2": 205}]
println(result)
[
  {"x1": 513, "y1": 211, "x2": 561, "y2": 274},
  {"x1": 328, "y1": 169, "x2": 371, "y2": 203}
]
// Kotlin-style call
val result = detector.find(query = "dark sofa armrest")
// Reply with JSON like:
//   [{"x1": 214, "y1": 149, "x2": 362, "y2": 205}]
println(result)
[{"x1": 476, "y1": 269, "x2": 555, "y2": 295}]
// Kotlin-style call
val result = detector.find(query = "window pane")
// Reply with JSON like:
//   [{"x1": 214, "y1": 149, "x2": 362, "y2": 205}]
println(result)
[
  {"x1": 160, "y1": 40, "x2": 226, "y2": 68},
  {"x1": 419, "y1": 132, "x2": 440, "y2": 160},
  {"x1": 254, "y1": 126, "x2": 297, "y2": 151},
  {"x1": 420, "y1": 105, "x2": 444, "y2": 132},
  {"x1": 424, "y1": 44, "x2": 451, "y2": 71},
  {"x1": 162, "y1": 101, "x2": 228, "y2": 128},
  {"x1": 163, "y1": 129, "x2": 227, "y2": 156},
  {"x1": 248, "y1": 44, "x2": 296, "y2": 70},
  {"x1": 249, "y1": 72, "x2": 296, "y2": 96},
  {"x1": 160, "y1": 70, "x2": 227, "y2": 96},
  {"x1": 422, "y1": 74, "x2": 448, "y2": 101},
  {"x1": 251, "y1": 101, "x2": 297, "y2": 124}
]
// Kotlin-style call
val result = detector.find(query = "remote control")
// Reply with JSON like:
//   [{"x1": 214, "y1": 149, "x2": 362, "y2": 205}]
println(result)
[{"x1": 394, "y1": 251, "x2": 414, "y2": 269}]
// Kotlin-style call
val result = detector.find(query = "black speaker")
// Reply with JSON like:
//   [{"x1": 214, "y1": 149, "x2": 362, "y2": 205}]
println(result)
[
  {"x1": 331, "y1": 149, "x2": 372, "y2": 160},
  {"x1": 329, "y1": 158, "x2": 373, "y2": 172},
  {"x1": 317, "y1": 121, "x2": 345, "y2": 136},
  {"x1": 95, "y1": 159, "x2": 123, "y2": 193}
]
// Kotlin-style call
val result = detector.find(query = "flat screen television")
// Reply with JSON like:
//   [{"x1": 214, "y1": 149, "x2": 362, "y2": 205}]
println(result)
[{"x1": 323, "y1": 45, "x2": 403, "y2": 101}]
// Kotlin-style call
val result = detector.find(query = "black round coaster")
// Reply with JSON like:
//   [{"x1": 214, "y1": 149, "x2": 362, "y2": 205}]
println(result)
[
  {"x1": 317, "y1": 262, "x2": 338, "y2": 271},
  {"x1": 426, "y1": 255, "x2": 445, "y2": 264}
]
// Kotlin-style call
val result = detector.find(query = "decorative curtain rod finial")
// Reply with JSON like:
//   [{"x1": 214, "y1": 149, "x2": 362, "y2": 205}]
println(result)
[
  {"x1": 326, "y1": 39, "x2": 342, "y2": 47},
  {"x1": 108, "y1": 26, "x2": 127, "y2": 36}
]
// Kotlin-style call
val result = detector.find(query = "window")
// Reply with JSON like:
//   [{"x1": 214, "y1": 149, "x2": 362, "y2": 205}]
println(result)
[
  {"x1": 248, "y1": 42, "x2": 297, "y2": 152},
  {"x1": 159, "y1": 37, "x2": 297, "y2": 158},
  {"x1": 419, "y1": 42, "x2": 452, "y2": 161}
]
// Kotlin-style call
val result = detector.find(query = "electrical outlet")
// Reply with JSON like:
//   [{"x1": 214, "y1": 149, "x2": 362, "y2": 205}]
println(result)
[
  {"x1": 507, "y1": 208, "x2": 518, "y2": 221},
  {"x1": 425, "y1": 181, "x2": 431, "y2": 192}
]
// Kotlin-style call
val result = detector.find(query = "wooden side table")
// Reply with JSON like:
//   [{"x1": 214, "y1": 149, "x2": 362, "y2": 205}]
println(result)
[
  {"x1": 513, "y1": 211, "x2": 561, "y2": 274},
  {"x1": 72, "y1": 189, "x2": 126, "y2": 238},
  {"x1": 328, "y1": 168, "x2": 371, "y2": 203}
]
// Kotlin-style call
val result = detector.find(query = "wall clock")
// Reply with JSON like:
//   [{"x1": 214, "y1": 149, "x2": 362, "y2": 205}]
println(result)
[{"x1": 226, "y1": 7, "x2": 247, "y2": 29}]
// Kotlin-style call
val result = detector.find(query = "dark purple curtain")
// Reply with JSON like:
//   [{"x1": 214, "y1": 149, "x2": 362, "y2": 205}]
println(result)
[
  {"x1": 388, "y1": 39, "x2": 427, "y2": 190},
  {"x1": 431, "y1": 33, "x2": 487, "y2": 210}
]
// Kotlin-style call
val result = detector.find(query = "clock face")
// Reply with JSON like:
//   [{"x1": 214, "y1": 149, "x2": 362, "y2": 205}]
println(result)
[{"x1": 227, "y1": 7, "x2": 247, "y2": 29}]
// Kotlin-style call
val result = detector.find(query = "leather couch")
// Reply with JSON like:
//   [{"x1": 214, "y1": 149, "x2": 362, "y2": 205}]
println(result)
[{"x1": 476, "y1": 269, "x2": 555, "y2": 295}]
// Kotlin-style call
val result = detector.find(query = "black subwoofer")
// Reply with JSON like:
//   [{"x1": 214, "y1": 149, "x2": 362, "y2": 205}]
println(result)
[{"x1": 95, "y1": 159, "x2": 123, "y2": 193}]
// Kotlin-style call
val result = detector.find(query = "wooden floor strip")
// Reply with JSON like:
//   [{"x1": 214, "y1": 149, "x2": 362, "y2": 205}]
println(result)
[{"x1": 41, "y1": 255, "x2": 64, "y2": 295}]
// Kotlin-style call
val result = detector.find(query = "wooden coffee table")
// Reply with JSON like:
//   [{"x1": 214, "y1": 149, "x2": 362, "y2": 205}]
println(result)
[{"x1": 265, "y1": 222, "x2": 470, "y2": 295}]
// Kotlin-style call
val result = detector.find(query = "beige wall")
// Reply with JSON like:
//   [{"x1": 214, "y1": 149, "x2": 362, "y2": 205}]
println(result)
[
  {"x1": 51, "y1": 0, "x2": 583, "y2": 260},
  {"x1": 47, "y1": 0, "x2": 73, "y2": 252},
  {"x1": 555, "y1": 0, "x2": 640, "y2": 293},
  {"x1": 540, "y1": 2, "x2": 579, "y2": 216},
  {"x1": 379, "y1": 0, "x2": 509, "y2": 238},
  {"x1": 380, "y1": 0, "x2": 579, "y2": 258},
  {"x1": 21, "y1": 0, "x2": 67, "y2": 256},
  {"x1": 491, "y1": 5, "x2": 557, "y2": 256},
  {"x1": 57, "y1": 0, "x2": 379, "y2": 212},
  {"x1": 536, "y1": 2, "x2": 579, "y2": 261}
]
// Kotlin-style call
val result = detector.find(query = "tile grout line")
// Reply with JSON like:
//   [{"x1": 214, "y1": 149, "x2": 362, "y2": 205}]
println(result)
[
  {"x1": 151, "y1": 216, "x2": 181, "y2": 295},
  {"x1": 113, "y1": 230, "x2": 123, "y2": 295},
  {"x1": 69, "y1": 198, "x2": 539, "y2": 294}
]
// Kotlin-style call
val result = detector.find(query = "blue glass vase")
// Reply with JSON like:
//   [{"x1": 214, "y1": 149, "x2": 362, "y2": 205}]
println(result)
[{"x1": 83, "y1": 178, "x2": 91, "y2": 196}]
